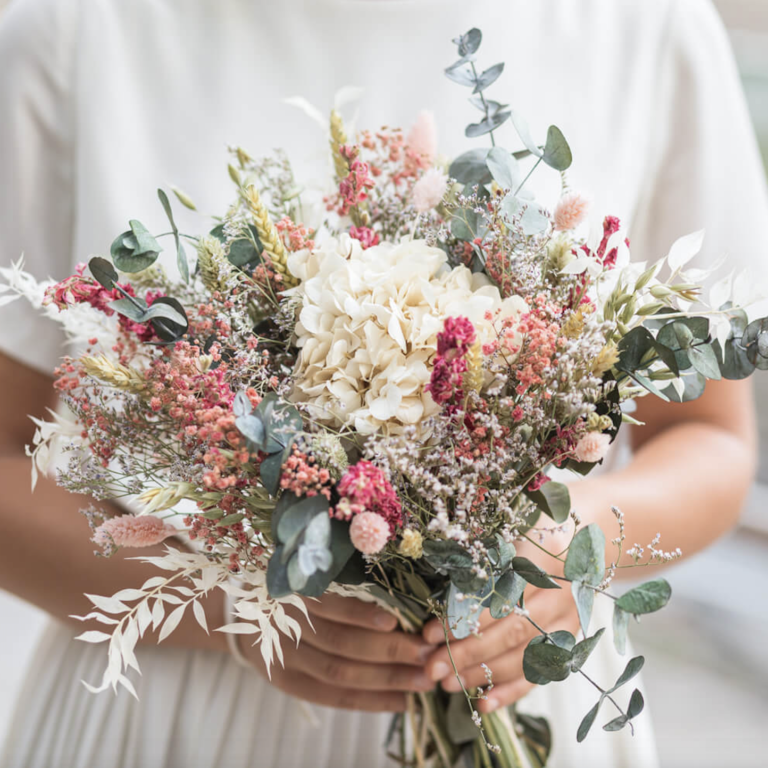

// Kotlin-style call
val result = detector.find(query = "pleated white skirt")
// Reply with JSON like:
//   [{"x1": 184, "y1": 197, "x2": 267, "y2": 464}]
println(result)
[{"x1": 1, "y1": 601, "x2": 659, "y2": 768}]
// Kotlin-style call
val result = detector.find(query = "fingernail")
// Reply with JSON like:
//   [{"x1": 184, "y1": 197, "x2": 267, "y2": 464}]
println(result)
[
  {"x1": 485, "y1": 697, "x2": 499, "y2": 712},
  {"x1": 441, "y1": 674, "x2": 464, "y2": 693},
  {"x1": 374, "y1": 613, "x2": 397, "y2": 630},
  {"x1": 412, "y1": 673, "x2": 433, "y2": 691},
  {"x1": 430, "y1": 661, "x2": 451, "y2": 682},
  {"x1": 417, "y1": 645, "x2": 436, "y2": 663}
]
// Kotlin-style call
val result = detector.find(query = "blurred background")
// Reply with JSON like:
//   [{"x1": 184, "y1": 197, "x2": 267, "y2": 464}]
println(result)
[{"x1": 0, "y1": 1, "x2": 766, "y2": 766}]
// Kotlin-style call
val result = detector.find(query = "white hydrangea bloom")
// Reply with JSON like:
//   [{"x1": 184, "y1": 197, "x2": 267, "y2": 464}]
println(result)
[{"x1": 286, "y1": 235, "x2": 527, "y2": 435}]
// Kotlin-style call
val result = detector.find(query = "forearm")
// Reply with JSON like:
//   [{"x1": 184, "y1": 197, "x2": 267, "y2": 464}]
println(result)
[
  {"x1": 568, "y1": 419, "x2": 756, "y2": 577},
  {"x1": 0, "y1": 453, "x2": 228, "y2": 653}
]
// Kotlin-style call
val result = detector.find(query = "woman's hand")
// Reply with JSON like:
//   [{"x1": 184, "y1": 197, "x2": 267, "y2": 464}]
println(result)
[
  {"x1": 422, "y1": 537, "x2": 579, "y2": 714},
  {"x1": 244, "y1": 593, "x2": 437, "y2": 712}
]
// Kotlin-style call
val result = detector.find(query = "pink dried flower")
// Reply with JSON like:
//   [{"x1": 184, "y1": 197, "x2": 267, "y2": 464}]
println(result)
[
  {"x1": 553, "y1": 191, "x2": 590, "y2": 231},
  {"x1": 412, "y1": 168, "x2": 448, "y2": 213},
  {"x1": 573, "y1": 432, "x2": 612, "y2": 463},
  {"x1": 428, "y1": 316, "x2": 477, "y2": 406},
  {"x1": 349, "y1": 511, "x2": 390, "y2": 555},
  {"x1": 406, "y1": 110, "x2": 438, "y2": 164},
  {"x1": 335, "y1": 461, "x2": 402, "y2": 534},
  {"x1": 349, "y1": 226, "x2": 381, "y2": 249},
  {"x1": 92, "y1": 514, "x2": 176, "y2": 549}
]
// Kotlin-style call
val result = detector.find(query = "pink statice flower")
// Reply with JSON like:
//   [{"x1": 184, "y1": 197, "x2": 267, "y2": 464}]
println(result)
[
  {"x1": 338, "y1": 145, "x2": 376, "y2": 215},
  {"x1": 573, "y1": 432, "x2": 612, "y2": 463},
  {"x1": 335, "y1": 461, "x2": 402, "y2": 535},
  {"x1": 92, "y1": 514, "x2": 176, "y2": 549},
  {"x1": 412, "y1": 168, "x2": 449, "y2": 213},
  {"x1": 349, "y1": 511, "x2": 390, "y2": 555},
  {"x1": 406, "y1": 110, "x2": 438, "y2": 165},
  {"x1": 349, "y1": 226, "x2": 381, "y2": 249},
  {"x1": 553, "y1": 191, "x2": 590, "y2": 231},
  {"x1": 427, "y1": 316, "x2": 477, "y2": 406}
]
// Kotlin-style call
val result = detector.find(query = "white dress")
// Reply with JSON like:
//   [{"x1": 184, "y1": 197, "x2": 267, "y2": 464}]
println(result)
[{"x1": 1, "y1": 1, "x2": 767, "y2": 766}]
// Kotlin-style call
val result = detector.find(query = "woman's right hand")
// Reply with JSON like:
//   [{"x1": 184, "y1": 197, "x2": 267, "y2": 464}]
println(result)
[{"x1": 243, "y1": 594, "x2": 436, "y2": 712}]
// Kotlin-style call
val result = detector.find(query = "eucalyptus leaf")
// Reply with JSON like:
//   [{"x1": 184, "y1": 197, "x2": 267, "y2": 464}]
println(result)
[
  {"x1": 465, "y1": 110, "x2": 511, "y2": 139},
  {"x1": 88, "y1": 257, "x2": 118, "y2": 290},
  {"x1": 688, "y1": 344, "x2": 722, "y2": 380},
  {"x1": 564, "y1": 524, "x2": 606, "y2": 586},
  {"x1": 142, "y1": 300, "x2": 188, "y2": 328},
  {"x1": 148, "y1": 296, "x2": 189, "y2": 341},
  {"x1": 486, "y1": 147, "x2": 522, "y2": 190},
  {"x1": 236, "y1": 414, "x2": 265, "y2": 448},
  {"x1": 233, "y1": 391, "x2": 252, "y2": 418},
  {"x1": 569, "y1": 628, "x2": 605, "y2": 672},
  {"x1": 447, "y1": 583, "x2": 481, "y2": 640},
  {"x1": 266, "y1": 547, "x2": 292, "y2": 598},
  {"x1": 612, "y1": 606, "x2": 630, "y2": 655},
  {"x1": 451, "y1": 208, "x2": 479, "y2": 241},
  {"x1": 523, "y1": 640, "x2": 573, "y2": 683},
  {"x1": 743, "y1": 317, "x2": 768, "y2": 370},
  {"x1": 577, "y1": 700, "x2": 602, "y2": 743},
  {"x1": 489, "y1": 572, "x2": 525, "y2": 619},
  {"x1": 218, "y1": 512, "x2": 246, "y2": 526},
  {"x1": 445, "y1": 65, "x2": 476, "y2": 88},
  {"x1": 571, "y1": 581, "x2": 595, "y2": 635},
  {"x1": 276, "y1": 495, "x2": 329, "y2": 543},
  {"x1": 662, "y1": 371, "x2": 706, "y2": 403},
  {"x1": 510, "y1": 111, "x2": 543, "y2": 158},
  {"x1": 449, "y1": 148, "x2": 492, "y2": 184},
  {"x1": 512, "y1": 557, "x2": 560, "y2": 589},
  {"x1": 627, "y1": 688, "x2": 645, "y2": 719},
  {"x1": 526, "y1": 481, "x2": 571, "y2": 524},
  {"x1": 157, "y1": 189, "x2": 189, "y2": 283},
  {"x1": 615, "y1": 579, "x2": 671, "y2": 615},
  {"x1": 610, "y1": 656, "x2": 645, "y2": 693},
  {"x1": 287, "y1": 553, "x2": 309, "y2": 591},
  {"x1": 260, "y1": 448, "x2": 289, "y2": 496},
  {"x1": 108, "y1": 297, "x2": 148, "y2": 323},
  {"x1": 454, "y1": 28, "x2": 482, "y2": 57},
  {"x1": 111, "y1": 220, "x2": 162, "y2": 273},
  {"x1": 210, "y1": 223, "x2": 263, "y2": 268},
  {"x1": 473, "y1": 62, "x2": 504, "y2": 93},
  {"x1": 542, "y1": 125, "x2": 572, "y2": 171}
]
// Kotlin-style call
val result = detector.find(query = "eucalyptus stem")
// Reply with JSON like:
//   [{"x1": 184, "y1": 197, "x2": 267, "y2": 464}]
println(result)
[{"x1": 470, "y1": 60, "x2": 496, "y2": 148}]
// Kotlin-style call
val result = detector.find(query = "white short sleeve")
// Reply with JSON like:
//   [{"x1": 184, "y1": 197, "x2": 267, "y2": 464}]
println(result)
[
  {"x1": 0, "y1": 0, "x2": 78, "y2": 373},
  {"x1": 629, "y1": 0, "x2": 768, "y2": 293}
]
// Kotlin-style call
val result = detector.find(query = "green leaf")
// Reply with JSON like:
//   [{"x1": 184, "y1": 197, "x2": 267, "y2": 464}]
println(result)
[
  {"x1": 489, "y1": 572, "x2": 525, "y2": 619},
  {"x1": 423, "y1": 539, "x2": 474, "y2": 573},
  {"x1": 446, "y1": 693, "x2": 480, "y2": 745},
  {"x1": 210, "y1": 223, "x2": 263, "y2": 268},
  {"x1": 488, "y1": 534, "x2": 515, "y2": 571},
  {"x1": 235, "y1": 414, "x2": 265, "y2": 448},
  {"x1": 512, "y1": 557, "x2": 560, "y2": 589},
  {"x1": 523, "y1": 640, "x2": 573, "y2": 683},
  {"x1": 629, "y1": 371, "x2": 670, "y2": 402},
  {"x1": 157, "y1": 189, "x2": 189, "y2": 283},
  {"x1": 287, "y1": 552, "x2": 309, "y2": 591},
  {"x1": 549, "y1": 630, "x2": 577, "y2": 651},
  {"x1": 449, "y1": 148, "x2": 492, "y2": 184},
  {"x1": 444, "y1": 64, "x2": 476, "y2": 88},
  {"x1": 662, "y1": 371, "x2": 706, "y2": 403},
  {"x1": 465, "y1": 110, "x2": 511, "y2": 139},
  {"x1": 714, "y1": 310, "x2": 753, "y2": 380},
  {"x1": 571, "y1": 581, "x2": 595, "y2": 636},
  {"x1": 689, "y1": 344, "x2": 722, "y2": 380},
  {"x1": 510, "y1": 111, "x2": 543, "y2": 158},
  {"x1": 218, "y1": 512, "x2": 246, "y2": 526},
  {"x1": 743, "y1": 317, "x2": 768, "y2": 370},
  {"x1": 88, "y1": 257, "x2": 118, "y2": 290},
  {"x1": 148, "y1": 296, "x2": 189, "y2": 341},
  {"x1": 617, "y1": 327, "x2": 655, "y2": 372},
  {"x1": 111, "y1": 220, "x2": 162, "y2": 273},
  {"x1": 602, "y1": 713, "x2": 630, "y2": 732},
  {"x1": 616, "y1": 579, "x2": 671, "y2": 615},
  {"x1": 451, "y1": 208, "x2": 479, "y2": 241},
  {"x1": 473, "y1": 62, "x2": 504, "y2": 93},
  {"x1": 486, "y1": 147, "x2": 522, "y2": 190},
  {"x1": 612, "y1": 605, "x2": 630, "y2": 655},
  {"x1": 577, "y1": 700, "x2": 602, "y2": 743},
  {"x1": 627, "y1": 688, "x2": 645, "y2": 719},
  {"x1": 266, "y1": 546, "x2": 292, "y2": 598},
  {"x1": 610, "y1": 656, "x2": 645, "y2": 693},
  {"x1": 108, "y1": 297, "x2": 148, "y2": 322},
  {"x1": 260, "y1": 448, "x2": 288, "y2": 496},
  {"x1": 542, "y1": 125, "x2": 572, "y2": 171},
  {"x1": 447, "y1": 583, "x2": 481, "y2": 640},
  {"x1": 569, "y1": 628, "x2": 605, "y2": 672},
  {"x1": 276, "y1": 495, "x2": 329, "y2": 543},
  {"x1": 564, "y1": 524, "x2": 606, "y2": 586},
  {"x1": 455, "y1": 28, "x2": 482, "y2": 56},
  {"x1": 526, "y1": 481, "x2": 571, "y2": 524}
]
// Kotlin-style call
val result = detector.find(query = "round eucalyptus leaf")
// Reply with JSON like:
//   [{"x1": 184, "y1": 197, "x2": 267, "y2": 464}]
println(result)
[
  {"x1": 472, "y1": 62, "x2": 504, "y2": 94},
  {"x1": 111, "y1": 220, "x2": 162, "y2": 273},
  {"x1": 449, "y1": 148, "x2": 492, "y2": 184},
  {"x1": 147, "y1": 296, "x2": 189, "y2": 342},
  {"x1": 743, "y1": 317, "x2": 768, "y2": 370},
  {"x1": 615, "y1": 578, "x2": 671, "y2": 615},
  {"x1": 523, "y1": 640, "x2": 573, "y2": 683},
  {"x1": 88, "y1": 257, "x2": 118, "y2": 290},
  {"x1": 542, "y1": 125, "x2": 573, "y2": 171}
]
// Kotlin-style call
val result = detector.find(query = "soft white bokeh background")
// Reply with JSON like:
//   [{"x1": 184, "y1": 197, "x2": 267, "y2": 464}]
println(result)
[{"x1": 0, "y1": 0, "x2": 766, "y2": 764}]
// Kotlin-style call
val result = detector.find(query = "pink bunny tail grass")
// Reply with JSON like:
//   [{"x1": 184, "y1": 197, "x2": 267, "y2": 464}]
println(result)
[
  {"x1": 349, "y1": 512, "x2": 391, "y2": 555},
  {"x1": 407, "y1": 110, "x2": 438, "y2": 163},
  {"x1": 553, "y1": 191, "x2": 591, "y2": 231},
  {"x1": 93, "y1": 514, "x2": 177, "y2": 549}
]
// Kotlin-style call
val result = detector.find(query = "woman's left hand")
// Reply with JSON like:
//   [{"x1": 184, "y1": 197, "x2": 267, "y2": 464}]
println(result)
[{"x1": 420, "y1": 540, "x2": 580, "y2": 713}]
